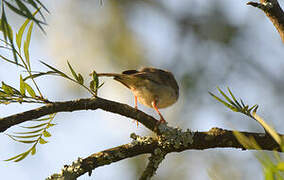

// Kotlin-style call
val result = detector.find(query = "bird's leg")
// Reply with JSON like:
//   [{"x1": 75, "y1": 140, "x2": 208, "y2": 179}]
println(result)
[
  {"x1": 152, "y1": 101, "x2": 166, "y2": 123},
  {"x1": 133, "y1": 96, "x2": 139, "y2": 127}
]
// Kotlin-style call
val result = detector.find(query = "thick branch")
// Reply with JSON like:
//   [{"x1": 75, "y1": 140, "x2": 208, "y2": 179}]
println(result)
[
  {"x1": 247, "y1": 0, "x2": 284, "y2": 42},
  {"x1": 47, "y1": 127, "x2": 282, "y2": 179},
  {"x1": 0, "y1": 97, "x2": 158, "y2": 133}
]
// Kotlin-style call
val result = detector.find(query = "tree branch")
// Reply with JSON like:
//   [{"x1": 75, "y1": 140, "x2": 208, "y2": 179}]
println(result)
[
  {"x1": 0, "y1": 97, "x2": 158, "y2": 133},
  {"x1": 139, "y1": 149, "x2": 166, "y2": 180},
  {"x1": 247, "y1": 0, "x2": 284, "y2": 42},
  {"x1": 46, "y1": 127, "x2": 282, "y2": 179}
]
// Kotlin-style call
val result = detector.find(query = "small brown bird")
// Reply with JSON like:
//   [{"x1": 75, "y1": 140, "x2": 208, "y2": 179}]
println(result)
[{"x1": 97, "y1": 67, "x2": 179, "y2": 123}]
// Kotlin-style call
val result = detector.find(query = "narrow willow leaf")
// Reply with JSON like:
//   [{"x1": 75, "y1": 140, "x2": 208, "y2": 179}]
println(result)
[
  {"x1": 34, "y1": 0, "x2": 49, "y2": 12},
  {"x1": 89, "y1": 80, "x2": 95, "y2": 92},
  {"x1": 3, "y1": 83, "x2": 21, "y2": 95},
  {"x1": 40, "y1": 61, "x2": 69, "y2": 79},
  {"x1": 24, "y1": 82, "x2": 36, "y2": 98},
  {"x1": 5, "y1": 1, "x2": 27, "y2": 21},
  {"x1": 9, "y1": 136, "x2": 37, "y2": 143},
  {"x1": 14, "y1": 150, "x2": 31, "y2": 162},
  {"x1": 20, "y1": 122, "x2": 48, "y2": 129},
  {"x1": 43, "y1": 130, "x2": 51, "y2": 137},
  {"x1": 92, "y1": 71, "x2": 99, "y2": 89},
  {"x1": 0, "y1": 54, "x2": 25, "y2": 68},
  {"x1": 31, "y1": 146, "x2": 36, "y2": 155},
  {"x1": 4, "y1": 151, "x2": 30, "y2": 162},
  {"x1": 23, "y1": 71, "x2": 57, "y2": 81},
  {"x1": 20, "y1": 75, "x2": 26, "y2": 95},
  {"x1": 209, "y1": 92, "x2": 238, "y2": 112},
  {"x1": 25, "y1": 0, "x2": 45, "y2": 21},
  {"x1": 16, "y1": 139, "x2": 37, "y2": 143},
  {"x1": 227, "y1": 87, "x2": 242, "y2": 109},
  {"x1": 16, "y1": 18, "x2": 29, "y2": 51},
  {"x1": 14, "y1": 128, "x2": 45, "y2": 134},
  {"x1": 252, "y1": 112, "x2": 282, "y2": 145},
  {"x1": 67, "y1": 61, "x2": 79, "y2": 81},
  {"x1": 78, "y1": 73, "x2": 84, "y2": 85},
  {"x1": 39, "y1": 137, "x2": 48, "y2": 144},
  {"x1": 217, "y1": 87, "x2": 237, "y2": 107},
  {"x1": 14, "y1": 0, "x2": 45, "y2": 31},
  {"x1": 1, "y1": 8, "x2": 13, "y2": 41},
  {"x1": 16, "y1": 8, "x2": 40, "y2": 51},
  {"x1": 0, "y1": 4, "x2": 18, "y2": 65},
  {"x1": 8, "y1": 134, "x2": 41, "y2": 139},
  {"x1": 24, "y1": 22, "x2": 34, "y2": 70},
  {"x1": 2, "y1": 82, "x2": 14, "y2": 95}
]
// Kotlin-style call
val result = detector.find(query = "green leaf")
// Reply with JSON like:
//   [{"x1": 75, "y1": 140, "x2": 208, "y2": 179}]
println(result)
[
  {"x1": 16, "y1": 8, "x2": 40, "y2": 51},
  {"x1": 39, "y1": 137, "x2": 48, "y2": 144},
  {"x1": 7, "y1": 134, "x2": 37, "y2": 143},
  {"x1": 34, "y1": 0, "x2": 49, "y2": 12},
  {"x1": 209, "y1": 92, "x2": 238, "y2": 112},
  {"x1": 8, "y1": 134, "x2": 41, "y2": 139},
  {"x1": 227, "y1": 87, "x2": 242, "y2": 109},
  {"x1": 43, "y1": 130, "x2": 51, "y2": 137},
  {"x1": 41, "y1": 61, "x2": 69, "y2": 79},
  {"x1": 1, "y1": 4, "x2": 18, "y2": 64},
  {"x1": 20, "y1": 122, "x2": 48, "y2": 129},
  {"x1": 2, "y1": 82, "x2": 14, "y2": 95},
  {"x1": 14, "y1": 128, "x2": 45, "y2": 134},
  {"x1": 24, "y1": 82, "x2": 36, "y2": 98},
  {"x1": 8, "y1": 0, "x2": 45, "y2": 32},
  {"x1": 67, "y1": 61, "x2": 79, "y2": 81},
  {"x1": 24, "y1": 22, "x2": 34, "y2": 70},
  {"x1": 217, "y1": 87, "x2": 238, "y2": 107},
  {"x1": 78, "y1": 73, "x2": 84, "y2": 85},
  {"x1": 31, "y1": 146, "x2": 36, "y2": 155},
  {"x1": 16, "y1": 18, "x2": 29, "y2": 51},
  {"x1": 92, "y1": 71, "x2": 99, "y2": 89},
  {"x1": 20, "y1": 75, "x2": 26, "y2": 95},
  {"x1": 90, "y1": 80, "x2": 95, "y2": 92},
  {"x1": 4, "y1": 151, "x2": 30, "y2": 162},
  {"x1": 0, "y1": 54, "x2": 25, "y2": 68},
  {"x1": 23, "y1": 71, "x2": 57, "y2": 81},
  {"x1": 1, "y1": 7, "x2": 13, "y2": 41}
]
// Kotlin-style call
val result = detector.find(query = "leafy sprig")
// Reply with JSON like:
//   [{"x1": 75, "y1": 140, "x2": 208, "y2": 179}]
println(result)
[
  {"x1": 210, "y1": 87, "x2": 284, "y2": 178},
  {"x1": 209, "y1": 87, "x2": 258, "y2": 118},
  {"x1": 26, "y1": 61, "x2": 104, "y2": 96},
  {"x1": 0, "y1": 7, "x2": 55, "y2": 162},
  {"x1": 0, "y1": 0, "x2": 47, "y2": 64},
  {"x1": 209, "y1": 87, "x2": 282, "y2": 144},
  {"x1": 5, "y1": 114, "x2": 56, "y2": 162}
]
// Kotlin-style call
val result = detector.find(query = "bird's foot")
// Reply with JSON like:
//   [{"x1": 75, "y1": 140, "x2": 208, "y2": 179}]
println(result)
[{"x1": 158, "y1": 117, "x2": 166, "y2": 124}]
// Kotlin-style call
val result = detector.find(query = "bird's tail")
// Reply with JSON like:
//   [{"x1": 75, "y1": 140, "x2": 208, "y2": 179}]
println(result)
[
  {"x1": 93, "y1": 73, "x2": 131, "y2": 89},
  {"x1": 96, "y1": 73, "x2": 121, "y2": 77}
]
